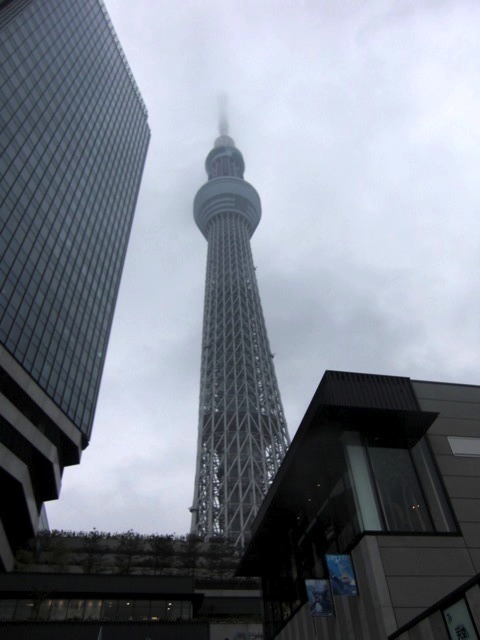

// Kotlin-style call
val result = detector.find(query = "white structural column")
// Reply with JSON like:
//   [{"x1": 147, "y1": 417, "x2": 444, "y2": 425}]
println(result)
[{"x1": 191, "y1": 132, "x2": 290, "y2": 548}]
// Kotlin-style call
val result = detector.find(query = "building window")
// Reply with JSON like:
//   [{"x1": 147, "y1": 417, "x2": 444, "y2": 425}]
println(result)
[
  {"x1": 443, "y1": 598, "x2": 479, "y2": 640},
  {"x1": 448, "y1": 436, "x2": 480, "y2": 457},
  {"x1": 0, "y1": 597, "x2": 192, "y2": 622},
  {"x1": 344, "y1": 432, "x2": 456, "y2": 535},
  {"x1": 368, "y1": 441, "x2": 433, "y2": 532},
  {"x1": 13, "y1": 600, "x2": 35, "y2": 620}
]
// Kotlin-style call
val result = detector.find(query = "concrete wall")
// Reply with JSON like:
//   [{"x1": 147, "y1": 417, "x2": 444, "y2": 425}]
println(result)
[{"x1": 377, "y1": 535, "x2": 474, "y2": 628}]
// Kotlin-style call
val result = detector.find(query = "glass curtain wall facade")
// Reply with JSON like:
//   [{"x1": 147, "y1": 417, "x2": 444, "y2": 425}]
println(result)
[
  {"x1": 0, "y1": 0, "x2": 150, "y2": 438},
  {"x1": 0, "y1": 597, "x2": 192, "y2": 622},
  {"x1": 0, "y1": 0, "x2": 149, "y2": 569}
]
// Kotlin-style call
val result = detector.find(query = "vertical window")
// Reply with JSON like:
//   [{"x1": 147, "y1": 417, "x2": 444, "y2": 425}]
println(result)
[
  {"x1": 49, "y1": 599, "x2": 68, "y2": 621},
  {"x1": 133, "y1": 600, "x2": 150, "y2": 620},
  {"x1": 36, "y1": 598, "x2": 52, "y2": 620},
  {"x1": 150, "y1": 600, "x2": 166, "y2": 620},
  {"x1": 84, "y1": 599, "x2": 101, "y2": 620},
  {"x1": 66, "y1": 599, "x2": 85, "y2": 620},
  {"x1": 368, "y1": 442, "x2": 433, "y2": 532},
  {"x1": 13, "y1": 600, "x2": 35, "y2": 620},
  {"x1": 344, "y1": 431, "x2": 456, "y2": 534},
  {"x1": 443, "y1": 598, "x2": 479, "y2": 640},
  {"x1": 101, "y1": 600, "x2": 117, "y2": 620},
  {"x1": 0, "y1": 600, "x2": 16, "y2": 620},
  {"x1": 344, "y1": 432, "x2": 382, "y2": 531},
  {"x1": 116, "y1": 600, "x2": 134, "y2": 620},
  {"x1": 412, "y1": 439, "x2": 456, "y2": 532}
]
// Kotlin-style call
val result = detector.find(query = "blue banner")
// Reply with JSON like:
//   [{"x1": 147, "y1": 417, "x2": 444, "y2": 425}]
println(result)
[
  {"x1": 305, "y1": 579, "x2": 334, "y2": 617},
  {"x1": 325, "y1": 554, "x2": 358, "y2": 596}
]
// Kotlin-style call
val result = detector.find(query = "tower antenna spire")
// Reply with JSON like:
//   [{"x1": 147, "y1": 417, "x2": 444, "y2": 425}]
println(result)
[{"x1": 218, "y1": 93, "x2": 229, "y2": 136}]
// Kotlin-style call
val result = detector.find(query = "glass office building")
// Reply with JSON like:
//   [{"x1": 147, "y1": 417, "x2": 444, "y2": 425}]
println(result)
[{"x1": 0, "y1": 0, "x2": 150, "y2": 569}]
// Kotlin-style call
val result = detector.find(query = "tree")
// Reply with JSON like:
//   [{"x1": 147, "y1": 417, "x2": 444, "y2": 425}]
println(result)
[
  {"x1": 204, "y1": 537, "x2": 238, "y2": 579},
  {"x1": 148, "y1": 534, "x2": 175, "y2": 575},
  {"x1": 180, "y1": 533, "x2": 202, "y2": 575},
  {"x1": 80, "y1": 529, "x2": 108, "y2": 574},
  {"x1": 114, "y1": 530, "x2": 143, "y2": 575}
]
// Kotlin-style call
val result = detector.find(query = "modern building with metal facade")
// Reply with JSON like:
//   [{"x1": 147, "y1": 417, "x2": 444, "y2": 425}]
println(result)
[
  {"x1": 239, "y1": 370, "x2": 480, "y2": 640},
  {"x1": 190, "y1": 124, "x2": 290, "y2": 548},
  {"x1": 0, "y1": 0, "x2": 150, "y2": 570}
]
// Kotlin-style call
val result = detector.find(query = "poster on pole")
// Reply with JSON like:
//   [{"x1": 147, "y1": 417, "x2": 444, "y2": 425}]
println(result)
[
  {"x1": 325, "y1": 554, "x2": 358, "y2": 596},
  {"x1": 305, "y1": 579, "x2": 334, "y2": 617}
]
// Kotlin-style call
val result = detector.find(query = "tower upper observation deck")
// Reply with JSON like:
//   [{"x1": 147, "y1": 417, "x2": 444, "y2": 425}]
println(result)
[{"x1": 194, "y1": 133, "x2": 261, "y2": 239}]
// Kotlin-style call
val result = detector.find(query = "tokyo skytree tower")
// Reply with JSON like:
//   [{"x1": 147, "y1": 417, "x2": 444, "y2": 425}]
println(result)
[{"x1": 190, "y1": 112, "x2": 290, "y2": 548}]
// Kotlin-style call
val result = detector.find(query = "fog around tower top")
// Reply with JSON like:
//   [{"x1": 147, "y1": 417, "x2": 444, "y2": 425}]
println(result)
[
  {"x1": 218, "y1": 92, "x2": 229, "y2": 137},
  {"x1": 47, "y1": 0, "x2": 480, "y2": 537}
]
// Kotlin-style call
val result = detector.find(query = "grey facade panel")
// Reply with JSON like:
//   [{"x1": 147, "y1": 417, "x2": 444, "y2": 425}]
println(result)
[
  {"x1": 380, "y1": 547, "x2": 474, "y2": 577},
  {"x1": 444, "y1": 475, "x2": 480, "y2": 499},
  {"x1": 378, "y1": 535, "x2": 466, "y2": 549},
  {"x1": 426, "y1": 416, "x2": 480, "y2": 437},
  {"x1": 394, "y1": 609, "x2": 432, "y2": 633},
  {"x1": 389, "y1": 583, "x2": 480, "y2": 639},
  {"x1": 459, "y1": 522, "x2": 480, "y2": 547},
  {"x1": 415, "y1": 400, "x2": 480, "y2": 420},
  {"x1": 275, "y1": 605, "x2": 314, "y2": 640},
  {"x1": 415, "y1": 616, "x2": 444, "y2": 640},
  {"x1": 467, "y1": 548, "x2": 480, "y2": 573},
  {"x1": 387, "y1": 576, "x2": 470, "y2": 608},
  {"x1": 429, "y1": 612, "x2": 451, "y2": 640},
  {"x1": 413, "y1": 381, "x2": 480, "y2": 404},
  {"x1": 426, "y1": 434, "x2": 452, "y2": 455},
  {"x1": 355, "y1": 536, "x2": 397, "y2": 635},
  {"x1": 435, "y1": 454, "x2": 480, "y2": 477},
  {"x1": 451, "y1": 497, "x2": 480, "y2": 522}
]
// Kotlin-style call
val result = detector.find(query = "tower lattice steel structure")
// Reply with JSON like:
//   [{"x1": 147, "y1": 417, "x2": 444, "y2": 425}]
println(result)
[{"x1": 191, "y1": 120, "x2": 290, "y2": 548}]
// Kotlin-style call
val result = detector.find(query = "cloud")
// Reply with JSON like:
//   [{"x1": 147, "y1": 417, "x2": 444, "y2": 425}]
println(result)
[{"x1": 48, "y1": 0, "x2": 480, "y2": 536}]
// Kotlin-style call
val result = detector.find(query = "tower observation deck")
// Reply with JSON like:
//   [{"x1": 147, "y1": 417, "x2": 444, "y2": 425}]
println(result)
[{"x1": 191, "y1": 123, "x2": 290, "y2": 548}]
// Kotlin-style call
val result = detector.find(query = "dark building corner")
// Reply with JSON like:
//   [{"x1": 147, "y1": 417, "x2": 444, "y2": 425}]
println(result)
[{"x1": 239, "y1": 370, "x2": 480, "y2": 640}]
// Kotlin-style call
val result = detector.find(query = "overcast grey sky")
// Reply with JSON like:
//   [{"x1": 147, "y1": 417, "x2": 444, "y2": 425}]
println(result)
[{"x1": 48, "y1": 0, "x2": 480, "y2": 536}]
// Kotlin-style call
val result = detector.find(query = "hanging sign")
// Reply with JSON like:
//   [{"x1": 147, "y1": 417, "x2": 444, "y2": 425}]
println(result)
[
  {"x1": 305, "y1": 579, "x2": 334, "y2": 617},
  {"x1": 325, "y1": 554, "x2": 358, "y2": 596}
]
